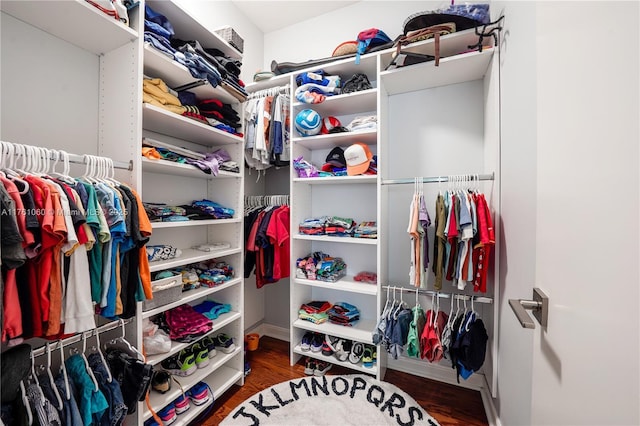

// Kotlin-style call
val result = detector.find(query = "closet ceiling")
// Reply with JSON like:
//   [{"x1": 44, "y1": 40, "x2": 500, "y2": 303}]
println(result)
[{"x1": 231, "y1": 0, "x2": 359, "y2": 32}]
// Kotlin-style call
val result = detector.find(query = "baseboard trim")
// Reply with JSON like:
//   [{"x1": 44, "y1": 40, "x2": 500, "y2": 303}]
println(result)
[{"x1": 247, "y1": 323, "x2": 290, "y2": 342}]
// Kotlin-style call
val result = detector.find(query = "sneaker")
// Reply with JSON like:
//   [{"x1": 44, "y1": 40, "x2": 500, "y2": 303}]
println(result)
[
  {"x1": 187, "y1": 382, "x2": 212, "y2": 406},
  {"x1": 314, "y1": 360, "x2": 332, "y2": 376},
  {"x1": 157, "y1": 403, "x2": 177, "y2": 425},
  {"x1": 362, "y1": 346, "x2": 374, "y2": 368},
  {"x1": 310, "y1": 333, "x2": 323, "y2": 353},
  {"x1": 300, "y1": 332, "x2": 313, "y2": 351},
  {"x1": 335, "y1": 339, "x2": 351, "y2": 362},
  {"x1": 349, "y1": 342, "x2": 364, "y2": 364},
  {"x1": 321, "y1": 337, "x2": 335, "y2": 356},
  {"x1": 304, "y1": 357, "x2": 316, "y2": 375},
  {"x1": 244, "y1": 361, "x2": 252, "y2": 377},
  {"x1": 173, "y1": 393, "x2": 190, "y2": 415},
  {"x1": 213, "y1": 333, "x2": 236, "y2": 354},
  {"x1": 191, "y1": 343, "x2": 209, "y2": 369},
  {"x1": 161, "y1": 350, "x2": 196, "y2": 377},
  {"x1": 201, "y1": 336, "x2": 217, "y2": 358}
]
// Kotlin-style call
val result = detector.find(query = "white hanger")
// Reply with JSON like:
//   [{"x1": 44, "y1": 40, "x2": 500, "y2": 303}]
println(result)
[
  {"x1": 71, "y1": 331, "x2": 99, "y2": 391},
  {"x1": 91, "y1": 329, "x2": 113, "y2": 383},
  {"x1": 44, "y1": 342, "x2": 64, "y2": 411},
  {"x1": 382, "y1": 285, "x2": 391, "y2": 316},
  {"x1": 58, "y1": 340, "x2": 71, "y2": 400},
  {"x1": 19, "y1": 380, "x2": 33, "y2": 426},
  {"x1": 104, "y1": 319, "x2": 144, "y2": 361},
  {"x1": 28, "y1": 349, "x2": 46, "y2": 407}
]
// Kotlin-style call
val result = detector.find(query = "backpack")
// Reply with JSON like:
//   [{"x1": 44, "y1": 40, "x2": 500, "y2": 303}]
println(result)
[{"x1": 356, "y1": 28, "x2": 392, "y2": 64}]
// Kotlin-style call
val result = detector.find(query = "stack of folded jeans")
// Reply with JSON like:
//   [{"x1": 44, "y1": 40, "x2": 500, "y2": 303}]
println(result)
[{"x1": 327, "y1": 302, "x2": 360, "y2": 326}]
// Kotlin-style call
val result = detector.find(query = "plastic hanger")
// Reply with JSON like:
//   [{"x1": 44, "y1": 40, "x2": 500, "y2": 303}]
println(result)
[
  {"x1": 90, "y1": 329, "x2": 113, "y2": 383},
  {"x1": 70, "y1": 331, "x2": 99, "y2": 391},
  {"x1": 43, "y1": 342, "x2": 64, "y2": 410},
  {"x1": 28, "y1": 349, "x2": 46, "y2": 407},
  {"x1": 19, "y1": 380, "x2": 33, "y2": 426},
  {"x1": 104, "y1": 319, "x2": 144, "y2": 361},
  {"x1": 57, "y1": 339, "x2": 71, "y2": 401}
]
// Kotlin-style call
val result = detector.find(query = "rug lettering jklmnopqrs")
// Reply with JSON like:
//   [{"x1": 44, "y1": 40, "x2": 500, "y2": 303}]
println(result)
[{"x1": 221, "y1": 374, "x2": 440, "y2": 426}]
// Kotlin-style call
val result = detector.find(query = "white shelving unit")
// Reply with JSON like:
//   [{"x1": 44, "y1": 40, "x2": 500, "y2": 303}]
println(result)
[{"x1": 139, "y1": 0, "x2": 245, "y2": 422}]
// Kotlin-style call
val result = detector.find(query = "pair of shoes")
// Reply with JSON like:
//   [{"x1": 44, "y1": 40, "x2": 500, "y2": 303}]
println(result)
[
  {"x1": 213, "y1": 333, "x2": 236, "y2": 354},
  {"x1": 300, "y1": 332, "x2": 323, "y2": 352},
  {"x1": 161, "y1": 349, "x2": 197, "y2": 377},
  {"x1": 314, "y1": 360, "x2": 332, "y2": 376},
  {"x1": 157, "y1": 403, "x2": 178, "y2": 425},
  {"x1": 187, "y1": 381, "x2": 212, "y2": 406},
  {"x1": 173, "y1": 393, "x2": 190, "y2": 415}
]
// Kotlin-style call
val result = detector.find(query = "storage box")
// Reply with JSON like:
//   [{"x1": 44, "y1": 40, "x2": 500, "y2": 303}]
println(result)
[
  {"x1": 142, "y1": 273, "x2": 182, "y2": 312},
  {"x1": 215, "y1": 26, "x2": 244, "y2": 53}
]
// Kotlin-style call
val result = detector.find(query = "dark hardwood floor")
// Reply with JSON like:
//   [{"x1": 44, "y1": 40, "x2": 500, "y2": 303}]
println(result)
[{"x1": 201, "y1": 336, "x2": 488, "y2": 426}]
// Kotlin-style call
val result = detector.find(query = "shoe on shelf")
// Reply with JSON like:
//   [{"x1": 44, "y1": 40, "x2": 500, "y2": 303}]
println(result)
[
  {"x1": 349, "y1": 342, "x2": 364, "y2": 364},
  {"x1": 362, "y1": 346, "x2": 374, "y2": 368},
  {"x1": 161, "y1": 349, "x2": 196, "y2": 377},
  {"x1": 304, "y1": 357, "x2": 316, "y2": 375},
  {"x1": 300, "y1": 332, "x2": 313, "y2": 351},
  {"x1": 173, "y1": 393, "x2": 190, "y2": 415},
  {"x1": 314, "y1": 360, "x2": 333, "y2": 376},
  {"x1": 373, "y1": 346, "x2": 377, "y2": 366},
  {"x1": 157, "y1": 403, "x2": 177, "y2": 425},
  {"x1": 321, "y1": 336, "x2": 335, "y2": 356},
  {"x1": 187, "y1": 382, "x2": 212, "y2": 406},
  {"x1": 214, "y1": 333, "x2": 236, "y2": 354},
  {"x1": 335, "y1": 339, "x2": 351, "y2": 362},
  {"x1": 201, "y1": 335, "x2": 217, "y2": 358},
  {"x1": 191, "y1": 342, "x2": 210, "y2": 369},
  {"x1": 310, "y1": 333, "x2": 323, "y2": 353}
]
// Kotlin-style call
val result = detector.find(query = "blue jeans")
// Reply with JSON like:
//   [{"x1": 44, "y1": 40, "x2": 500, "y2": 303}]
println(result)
[
  {"x1": 54, "y1": 373, "x2": 84, "y2": 426},
  {"x1": 89, "y1": 353, "x2": 128, "y2": 426}
]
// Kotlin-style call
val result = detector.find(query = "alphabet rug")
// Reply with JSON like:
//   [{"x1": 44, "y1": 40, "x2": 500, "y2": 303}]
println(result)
[{"x1": 221, "y1": 374, "x2": 440, "y2": 426}]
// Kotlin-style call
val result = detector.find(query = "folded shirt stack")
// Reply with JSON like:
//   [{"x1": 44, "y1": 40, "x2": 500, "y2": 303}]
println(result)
[
  {"x1": 298, "y1": 300, "x2": 332, "y2": 325},
  {"x1": 353, "y1": 221, "x2": 378, "y2": 238},
  {"x1": 191, "y1": 199, "x2": 235, "y2": 219},
  {"x1": 296, "y1": 251, "x2": 347, "y2": 283},
  {"x1": 198, "y1": 99, "x2": 242, "y2": 132},
  {"x1": 327, "y1": 302, "x2": 360, "y2": 326},
  {"x1": 162, "y1": 304, "x2": 212, "y2": 342},
  {"x1": 324, "y1": 216, "x2": 356, "y2": 237},
  {"x1": 192, "y1": 300, "x2": 232, "y2": 321},
  {"x1": 144, "y1": 203, "x2": 187, "y2": 222}
]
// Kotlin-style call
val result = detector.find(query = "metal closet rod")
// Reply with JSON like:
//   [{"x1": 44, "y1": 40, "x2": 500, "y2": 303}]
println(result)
[
  {"x1": 381, "y1": 172, "x2": 494, "y2": 186},
  {"x1": 1, "y1": 140, "x2": 132, "y2": 171},
  {"x1": 381, "y1": 285, "x2": 493, "y2": 304},
  {"x1": 30, "y1": 318, "x2": 133, "y2": 358}
]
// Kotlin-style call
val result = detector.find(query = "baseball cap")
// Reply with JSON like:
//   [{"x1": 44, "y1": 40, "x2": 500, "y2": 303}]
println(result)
[
  {"x1": 344, "y1": 143, "x2": 373, "y2": 176},
  {"x1": 324, "y1": 147, "x2": 346, "y2": 168}
]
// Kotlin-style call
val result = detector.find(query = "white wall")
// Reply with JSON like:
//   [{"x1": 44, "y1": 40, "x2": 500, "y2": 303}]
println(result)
[
  {"x1": 263, "y1": 1, "x2": 443, "y2": 70},
  {"x1": 492, "y1": 1, "x2": 536, "y2": 424}
]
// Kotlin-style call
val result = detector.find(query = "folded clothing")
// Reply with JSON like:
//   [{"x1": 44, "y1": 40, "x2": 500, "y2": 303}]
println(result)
[
  {"x1": 328, "y1": 302, "x2": 360, "y2": 326},
  {"x1": 191, "y1": 199, "x2": 235, "y2": 219},
  {"x1": 300, "y1": 300, "x2": 332, "y2": 314},
  {"x1": 192, "y1": 300, "x2": 232, "y2": 320},
  {"x1": 146, "y1": 245, "x2": 182, "y2": 262},
  {"x1": 164, "y1": 304, "x2": 212, "y2": 341}
]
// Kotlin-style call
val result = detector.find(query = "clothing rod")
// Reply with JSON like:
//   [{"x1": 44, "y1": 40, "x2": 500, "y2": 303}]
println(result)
[
  {"x1": 381, "y1": 172, "x2": 494, "y2": 186},
  {"x1": 30, "y1": 319, "x2": 133, "y2": 358},
  {"x1": 381, "y1": 285, "x2": 493, "y2": 304}
]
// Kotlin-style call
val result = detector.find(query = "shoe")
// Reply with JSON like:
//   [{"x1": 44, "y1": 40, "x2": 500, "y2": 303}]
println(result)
[
  {"x1": 335, "y1": 339, "x2": 351, "y2": 362},
  {"x1": 314, "y1": 360, "x2": 332, "y2": 376},
  {"x1": 310, "y1": 333, "x2": 323, "y2": 353},
  {"x1": 151, "y1": 370, "x2": 172, "y2": 394},
  {"x1": 362, "y1": 346, "x2": 374, "y2": 368},
  {"x1": 349, "y1": 342, "x2": 364, "y2": 364},
  {"x1": 300, "y1": 332, "x2": 313, "y2": 351},
  {"x1": 321, "y1": 336, "x2": 335, "y2": 356},
  {"x1": 373, "y1": 347, "x2": 377, "y2": 366},
  {"x1": 244, "y1": 361, "x2": 252, "y2": 377},
  {"x1": 157, "y1": 403, "x2": 177, "y2": 425},
  {"x1": 187, "y1": 382, "x2": 212, "y2": 406},
  {"x1": 161, "y1": 350, "x2": 196, "y2": 377},
  {"x1": 201, "y1": 336, "x2": 217, "y2": 358},
  {"x1": 304, "y1": 357, "x2": 316, "y2": 375},
  {"x1": 173, "y1": 393, "x2": 190, "y2": 415},
  {"x1": 213, "y1": 333, "x2": 236, "y2": 354},
  {"x1": 191, "y1": 343, "x2": 209, "y2": 369}
]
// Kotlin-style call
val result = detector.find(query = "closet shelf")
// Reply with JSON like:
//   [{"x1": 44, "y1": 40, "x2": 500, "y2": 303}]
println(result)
[
  {"x1": 293, "y1": 129, "x2": 377, "y2": 150},
  {"x1": 380, "y1": 48, "x2": 494, "y2": 95},
  {"x1": 141, "y1": 279, "x2": 242, "y2": 319},
  {"x1": 145, "y1": 311, "x2": 242, "y2": 366},
  {"x1": 293, "y1": 318, "x2": 375, "y2": 344},
  {"x1": 295, "y1": 276, "x2": 378, "y2": 296},
  {"x1": 293, "y1": 344, "x2": 377, "y2": 375},
  {"x1": 148, "y1": 247, "x2": 242, "y2": 273},
  {"x1": 0, "y1": 0, "x2": 137, "y2": 55},
  {"x1": 245, "y1": 74, "x2": 291, "y2": 92},
  {"x1": 293, "y1": 88, "x2": 378, "y2": 117},
  {"x1": 145, "y1": 0, "x2": 241, "y2": 60},
  {"x1": 173, "y1": 394, "x2": 213, "y2": 426},
  {"x1": 151, "y1": 217, "x2": 241, "y2": 229},
  {"x1": 144, "y1": 349, "x2": 242, "y2": 420},
  {"x1": 206, "y1": 367, "x2": 244, "y2": 405},
  {"x1": 143, "y1": 44, "x2": 239, "y2": 105},
  {"x1": 293, "y1": 235, "x2": 378, "y2": 245},
  {"x1": 293, "y1": 175, "x2": 377, "y2": 185},
  {"x1": 143, "y1": 103, "x2": 243, "y2": 147},
  {"x1": 142, "y1": 157, "x2": 241, "y2": 180}
]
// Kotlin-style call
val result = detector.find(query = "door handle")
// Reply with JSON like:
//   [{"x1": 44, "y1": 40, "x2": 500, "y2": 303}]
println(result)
[{"x1": 509, "y1": 288, "x2": 548, "y2": 329}]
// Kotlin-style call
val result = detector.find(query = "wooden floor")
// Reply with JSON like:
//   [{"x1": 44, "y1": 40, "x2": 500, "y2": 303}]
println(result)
[{"x1": 201, "y1": 337, "x2": 488, "y2": 426}]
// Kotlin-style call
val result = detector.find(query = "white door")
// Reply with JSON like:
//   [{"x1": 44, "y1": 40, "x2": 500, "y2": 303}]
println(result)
[{"x1": 501, "y1": 2, "x2": 639, "y2": 425}]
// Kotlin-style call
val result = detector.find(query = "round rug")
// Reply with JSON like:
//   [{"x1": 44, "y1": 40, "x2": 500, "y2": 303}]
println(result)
[{"x1": 221, "y1": 374, "x2": 440, "y2": 426}]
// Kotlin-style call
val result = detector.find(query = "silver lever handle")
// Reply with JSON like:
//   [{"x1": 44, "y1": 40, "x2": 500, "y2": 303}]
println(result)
[{"x1": 509, "y1": 288, "x2": 548, "y2": 329}]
